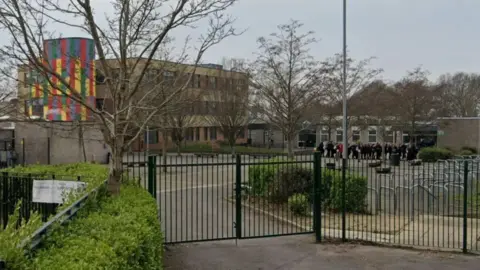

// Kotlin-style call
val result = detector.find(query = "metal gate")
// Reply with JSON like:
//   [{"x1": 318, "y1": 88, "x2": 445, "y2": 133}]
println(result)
[{"x1": 124, "y1": 152, "x2": 321, "y2": 244}]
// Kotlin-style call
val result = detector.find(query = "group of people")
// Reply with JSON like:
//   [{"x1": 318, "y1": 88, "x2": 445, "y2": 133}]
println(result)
[{"x1": 316, "y1": 141, "x2": 419, "y2": 161}]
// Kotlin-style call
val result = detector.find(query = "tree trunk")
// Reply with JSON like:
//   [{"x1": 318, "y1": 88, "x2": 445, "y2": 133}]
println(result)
[
  {"x1": 107, "y1": 143, "x2": 123, "y2": 195},
  {"x1": 286, "y1": 138, "x2": 294, "y2": 158},
  {"x1": 78, "y1": 122, "x2": 87, "y2": 162},
  {"x1": 176, "y1": 143, "x2": 181, "y2": 156}
]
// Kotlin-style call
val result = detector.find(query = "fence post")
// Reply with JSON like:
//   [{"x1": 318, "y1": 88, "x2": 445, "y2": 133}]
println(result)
[
  {"x1": 462, "y1": 160, "x2": 468, "y2": 253},
  {"x1": 341, "y1": 158, "x2": 347, "y2": 242},
  {"x1": 147, "y1": 155, "x2": 157, "y2": 198},
  {"x1": 313, "y1": 151, "x2": 322, "y2": 242},
  {"x1": 1, "y1": 173, "x2": 7, "y2": 229},
  {"x1": 235, "y1": 154, "x2": 242, "y2": 239}
]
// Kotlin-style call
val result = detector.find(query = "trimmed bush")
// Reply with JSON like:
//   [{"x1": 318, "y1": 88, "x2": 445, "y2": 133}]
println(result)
[
  {"x1": 460, "y1": 146, "x2": 477, "y2": 154},
  {"x1": 288, "y1": 194, "x2": 309, "y2": 216},
  {"x1": 247, "y1": 157, "x2": 287, "y2": 196},
  {"x1": 1, "y1": 163, "x2": 108, "y2": 190},
  {"x1": 269, "y1": 166, "x2": 313, "y2": 203},
  {"x1": 324, "y1": 169, "x2": 368, "y2": 213},
  {"x1": 30, "y1": 184, "x2": 163, "y2": 269},
  {"x1": 459, "y1": 149, "x2": 474, "y2": 156},
  {"x1": 418, "y1": 147, "x2": 453, "y2": 162},
  {"x1": 0, "y1": 163, "x2": 111, "y2": 269}
]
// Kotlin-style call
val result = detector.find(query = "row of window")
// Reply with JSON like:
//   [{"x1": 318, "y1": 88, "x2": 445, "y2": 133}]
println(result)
[
  {"x1": 23, "y1": 68, "x2": 247, "y2": 91},
  {"x1": 319, "y1": 129, "x2": 394, "y2": 143},
  {"x1": 144, "y1": 127, "x2": 245, "y2": 144},
  {"x1": 25, "y1": 98, "x2": 105, "y2": 118}
]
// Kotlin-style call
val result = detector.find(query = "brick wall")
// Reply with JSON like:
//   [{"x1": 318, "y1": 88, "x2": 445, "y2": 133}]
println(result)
[{"x1": 15, "y1": 122, "x2": 109, "y2": 164}]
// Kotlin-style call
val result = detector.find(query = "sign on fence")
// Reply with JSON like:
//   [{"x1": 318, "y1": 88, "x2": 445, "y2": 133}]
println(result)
[{"x1": 32, "y1": 180, "x2": 86, "y2": 204}]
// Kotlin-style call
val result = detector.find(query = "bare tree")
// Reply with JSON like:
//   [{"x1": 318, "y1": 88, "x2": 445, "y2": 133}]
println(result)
[
  {"x1": 206, "y1": 72, "x2": 249, "y2": 156},
  {"x1": 436, "y1": 72, "x2": 480, "y2": 117},
  {"x1": 322, "y1": 54, "x2": 383, "y2": 103},
  {"x1": 393, "y1": 67, "x2": 436, "y2": 144},
  {"x1": 357, "y1": 80, "x2": 396, "y2": 162},
  {"x1": 249, "y1": 20, "x2": 327, "y2": 158},
  {"x1": 0, "y1": 0, "x2": 240, "y2": 194},
  {"x1": 320, "y1": 54, "x2": 382, "y2": 144}
]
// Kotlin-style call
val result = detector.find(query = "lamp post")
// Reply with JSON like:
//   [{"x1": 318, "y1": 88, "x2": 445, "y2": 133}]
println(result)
[{"x1": 341, "y1": 0, "x2": 348, "y2": 242}]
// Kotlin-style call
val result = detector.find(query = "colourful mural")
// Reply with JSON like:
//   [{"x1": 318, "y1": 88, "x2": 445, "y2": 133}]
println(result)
[{"x1": 28, "y1": 37, "x2": 96, "y2": 121}]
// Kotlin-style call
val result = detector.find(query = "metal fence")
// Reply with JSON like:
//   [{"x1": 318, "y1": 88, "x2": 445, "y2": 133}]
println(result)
[
  {"x1": 0, "y1": 173, "x2": 83, "y2": 229},
  {"x1": 123, "y1": 151, "x2": 480, "y2": 253}
]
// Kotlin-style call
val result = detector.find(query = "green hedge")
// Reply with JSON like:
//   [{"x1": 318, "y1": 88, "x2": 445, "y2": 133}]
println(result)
[
  {"x1": 1, "y1": 163, "x2": 108, "y2": 190},
  {"x1": 247, "y1": 157, "x2": 288, "y2": 196},
  {"x1": 247, "y1": 161, "x2": 368, "y2": 214},
  {"x1": 325, "y1": 170, "x2": 368, "y2": 213},
  {"x1": 30, "y1": 184, "x2": 163, "y2": 269},
  {"x1": 418, "y1": 147, "x2": 454, "y2": 162},
  {"x1": 0, "y1": 163, "x2": 110, "y2": 269}
]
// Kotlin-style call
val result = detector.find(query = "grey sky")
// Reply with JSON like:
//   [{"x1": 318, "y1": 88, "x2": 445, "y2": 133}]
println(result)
[
  {"x1": 3, "y1": 0, "x2": 479, "y2": 82},
  {"x1": 197, "y1": 0, "x2": 480, "y2": 81}
]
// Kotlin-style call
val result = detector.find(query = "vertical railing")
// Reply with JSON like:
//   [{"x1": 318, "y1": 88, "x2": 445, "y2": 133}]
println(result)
[
  {"x1": 462, "y1": 160, "x2": 468, "y2": 253},
  {"x1": 313, "y1": 151, "x2": 322, "y2": 242},
  {"x1": 235, "y1": 154, "x2": 242, "y2": 239},
  {"x1": 147, "y1": 155, "x2": 157, "y2": 199}
]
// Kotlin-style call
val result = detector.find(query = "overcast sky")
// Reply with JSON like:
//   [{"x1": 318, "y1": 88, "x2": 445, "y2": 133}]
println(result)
[
  {"x1": 195, "y1": 0, "x2": 480, "y2": 81},
  {"x1": 4, "y1": 0, "x2": 480, "y2": 82}
]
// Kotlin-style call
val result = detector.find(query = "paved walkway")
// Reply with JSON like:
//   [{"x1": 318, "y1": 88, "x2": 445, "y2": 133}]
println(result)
[{"x1": 164, "y1": 235, "x2": 479, "y2": 270}]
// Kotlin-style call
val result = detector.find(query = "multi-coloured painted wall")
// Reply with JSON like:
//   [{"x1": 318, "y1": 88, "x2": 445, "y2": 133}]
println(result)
[{"x1": 28, "y1": 37, "x2": 96, "y2": 121}]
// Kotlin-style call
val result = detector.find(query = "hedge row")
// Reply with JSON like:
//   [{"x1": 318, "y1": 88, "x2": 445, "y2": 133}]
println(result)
[
  {"x1": 29, "y1": 184, "x2": 163, "y2": 270},
  {"x1": 0, "y1": 163, "x2": 163, "y2": 270},
  {"x1": 248, "y1": 159, "x2": 368, "y2": 214},
  {"x1": 0, "y1": 163, "x2": 110, "y2": 268},
  {"x1": 418, "y1": 147, "x2": 454, "y2": 162},
  {"x1": 1, "y1": 163, "x2": 108, "y2": 191}
]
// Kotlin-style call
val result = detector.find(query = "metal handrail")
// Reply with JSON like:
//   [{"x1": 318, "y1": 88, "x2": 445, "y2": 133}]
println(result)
[
  {"x1": 0, "y1": 180, "x2": 106, "y2": 269},
  {"x1": 17, "y1": 180, "x2": 107, "y2": 251}
]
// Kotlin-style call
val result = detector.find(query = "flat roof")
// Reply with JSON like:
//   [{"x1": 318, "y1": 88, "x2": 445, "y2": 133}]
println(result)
[{"x1": 438, "y1": 117, "x2": 480, "y2": 120}]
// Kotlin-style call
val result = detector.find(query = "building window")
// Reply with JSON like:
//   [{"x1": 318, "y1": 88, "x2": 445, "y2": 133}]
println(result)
[
  {"x1": 237, "y1": 79, "x2": 245, "y2": 91},
  {"x1": 186, "y1": 127, "x2": 194, "y2": 141},
  {"x1": 352, "y1": 130, "x2": 360, "y2": 142},
  {"x1": 204, "y1": 127, "x2": 208, "y2": 140},
  {"x1": 163, "y1": 71, "x2": 175, "y2": 85},
  {"x1": 144, "y1": 129, "x2": 158, "y2": 144},
  {"x1": 238, "y1": 128, "x2": 245, "y2": 138},
  {"x1": 23, "y1": 72, "x2": 28, "y2": 88},
  {"x1": 368, "y1": 129, "x2": 377, "y2": 143},
  {"x1": 320, "y1": 128, "x2": 329, "y2": 142},
  {"x1": 29, "y1": 98, "x2": 44, "y2": 117},
  {"x1": 95, "y1": 72, "x2": 106, "y2": 85},
  {"x1": 210, "y1": 127, "x2": 217, "y2": 140},
  {"x1": 403, "y1": 133, "x2": 410, "y2": 144},
  {"x1": 145, "y1": 69, "x2": 158, "y2": 83},
  {"x1": 209, "y1": 76, "x2": 217, "y2": 89},
  {"x1": 195, "y1": 127, "x2": 200, "y2": 141},
  {"x1": 95, "y1": 98, "x2": 104, "y2": 111},
  {"x1": 384, "y1": 129, "x2": 394, "y2": 143},
  {"x1": 336, "y1": 130, "x2": 343, "y2": 143},
  {"x1": 195, "y1": 74, "x2": 201, "y2": 88}
]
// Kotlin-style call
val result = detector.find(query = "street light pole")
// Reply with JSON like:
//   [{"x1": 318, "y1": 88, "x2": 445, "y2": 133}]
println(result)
[{"x1": 341, "y1": 0, "x2": 348, "y2": 242}]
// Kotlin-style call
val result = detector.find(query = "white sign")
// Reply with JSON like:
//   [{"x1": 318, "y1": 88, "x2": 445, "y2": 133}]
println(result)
[{"x1": 32, "y1": 180, "x2": 87, "y2": 204}]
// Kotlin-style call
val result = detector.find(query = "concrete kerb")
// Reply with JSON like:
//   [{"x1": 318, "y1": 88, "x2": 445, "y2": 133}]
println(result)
[
  {"x1": 224, "y1": 197, "x2": 393, "y2": 241},
  {"x1": 224, "y1": 197, "x2": 312, "y2": 232},
  {"x1": 225, "y1": 197, "x2": 480, "y2": 253}
]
